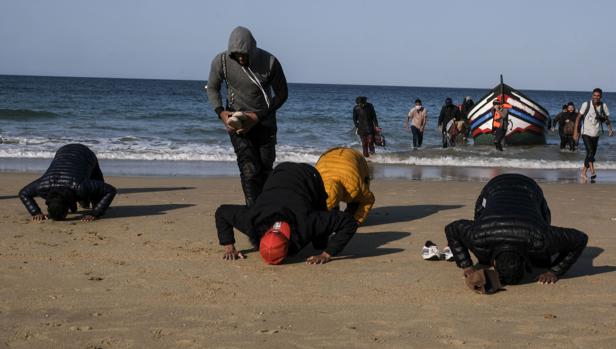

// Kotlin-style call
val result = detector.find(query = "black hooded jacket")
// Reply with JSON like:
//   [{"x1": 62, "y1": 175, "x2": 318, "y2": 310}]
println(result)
[
  {"x1": 19, "y1": 144, "x2": 116, "y2": 217},
  {"x1": 353, "y1": 102, "x2": 379, "y2": 136},
  {"x1": 438, "y1": 104, "x2": 461, "y2": 131},
  {"x1": 445, "y1": 174, "x2": 587, "y2": 277},
  {"x1": 207, "y1": 26, "x2": 288, "y2": 131},
  {"x1": 215, "y1": 162, "x2": 358, "y2": 256}
]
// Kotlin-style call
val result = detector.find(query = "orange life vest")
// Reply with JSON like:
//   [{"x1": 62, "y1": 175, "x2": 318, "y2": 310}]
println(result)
[
  {"x1": 492, "y1": 104, "x2": 511, "y2": 129},
  {"x1": 493, "y1": 109, "x2": 503, "y2": 129}
]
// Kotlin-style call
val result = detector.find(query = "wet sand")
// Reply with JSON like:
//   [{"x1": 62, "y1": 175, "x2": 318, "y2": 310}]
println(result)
[{"x1": 1, "y1": 172, "x2": 615, "y2": 348}]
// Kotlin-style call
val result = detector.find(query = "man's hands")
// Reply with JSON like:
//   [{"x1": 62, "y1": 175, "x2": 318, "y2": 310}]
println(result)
[
  {"x1": 222, "y1": 244, "x2": 246, "y2": 261},
  {"x1": 537, "y1": 271, "x2": 558, "y2": 284},
  {"x1": 235, "y1": 112, "x2": 258, "y2": 135},
  {"x1": 32, "y1": 213, "x2": 48, "y2": 221},
  {"x1": 219, "y1": 111, "x2": 236, "y2": 133},
  {"x1": 81, "y1": 215, "x2": 96, "y2": 223},
  {"x1": 306, "y1": 251, "x2": 331, "y2": 265},
  {"x1": 608, "y1": 128, "x2": 614, "y2": 137},
  {"x1": 219, "y1": 111, "x2": 259, "y2": 135}
]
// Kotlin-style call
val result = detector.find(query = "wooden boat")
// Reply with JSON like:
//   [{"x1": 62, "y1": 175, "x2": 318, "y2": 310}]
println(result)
[{"x1": 468, "y1": 82, "x2": 548, "y2": 145}]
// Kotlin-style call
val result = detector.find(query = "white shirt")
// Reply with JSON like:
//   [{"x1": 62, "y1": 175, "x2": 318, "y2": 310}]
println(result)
[{"x1": 580, "y1": 101, "x2": 610, "y2": 137}]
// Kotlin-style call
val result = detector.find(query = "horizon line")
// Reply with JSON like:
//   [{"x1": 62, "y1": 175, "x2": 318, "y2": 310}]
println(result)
[{"x1": 0, "y1": 73, "x2": 607, "y2": 94}]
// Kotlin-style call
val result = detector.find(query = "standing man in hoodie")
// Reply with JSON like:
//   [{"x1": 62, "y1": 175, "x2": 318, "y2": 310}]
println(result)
[{"x1": 207, "y1": 26, "x2": 288, "y2": 207}]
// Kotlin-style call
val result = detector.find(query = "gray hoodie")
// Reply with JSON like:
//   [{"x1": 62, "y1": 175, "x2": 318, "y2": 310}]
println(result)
[{"x1": 207, "y1": 26, "x2": 288, "y2": 130}]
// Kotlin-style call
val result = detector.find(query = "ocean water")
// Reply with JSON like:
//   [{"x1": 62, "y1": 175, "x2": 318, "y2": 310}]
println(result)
[{"x1": 1, "y1": 75, "x2": 615, "y2": 178}]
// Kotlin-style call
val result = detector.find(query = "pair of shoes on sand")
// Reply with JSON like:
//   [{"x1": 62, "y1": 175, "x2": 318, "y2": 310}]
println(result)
[{"x1": 422, "y1": 240, "x2": 453, "y2": 261}]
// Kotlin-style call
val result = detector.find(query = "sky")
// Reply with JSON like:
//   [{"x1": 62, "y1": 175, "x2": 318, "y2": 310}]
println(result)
[{"x1": 1, "y1": 0, "x2": 615, "y2": 91}]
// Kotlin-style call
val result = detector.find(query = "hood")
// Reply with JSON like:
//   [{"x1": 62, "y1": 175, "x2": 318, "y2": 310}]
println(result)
[{"x1": 227, "y1": 26, "x2": 257, "y2": 60}]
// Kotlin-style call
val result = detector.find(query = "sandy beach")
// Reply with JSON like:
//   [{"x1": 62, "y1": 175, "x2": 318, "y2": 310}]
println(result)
[{"x1": 1, "y1": 172, "x2": 616, "y2": 349}]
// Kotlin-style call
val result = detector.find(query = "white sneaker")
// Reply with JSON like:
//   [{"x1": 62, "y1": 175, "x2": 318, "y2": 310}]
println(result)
[
  {"x1": 422, "y1": 241, "x2": 440, "y2": 260},
  {"x1": 441, "y1": 246, "x2": 454, "y2": 261}
]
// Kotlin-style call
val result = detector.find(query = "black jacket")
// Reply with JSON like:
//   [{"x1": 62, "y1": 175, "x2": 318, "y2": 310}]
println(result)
[
  {"x1": 215, "y1": 162, "x2": 358, "y2": 256},
  {"x1": 19, "y1": 144, "x2": 116, "y2": 217},
  {"x1": 353, "y1": 103, "x2": 379, "y2": 136},
  {"x1": 553, "y1": 111, "x2": 577, "y2": 134},
  {"x1": 438, "y1": 105, "x2": 461, "y2": 131},
  {"x1": 445, "y1": 174, "x2": 587, "y2": 277}
]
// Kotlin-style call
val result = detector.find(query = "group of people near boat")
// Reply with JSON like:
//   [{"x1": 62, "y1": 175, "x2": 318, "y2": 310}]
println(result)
[
  {"x1": 370, "y1": 87, "x2": 613, "y2": 181},
  {"x1": 551, "y1": 90, "x2": 613, "y2": 181},
  {"x1": 17, "y1": 26, "x2": 592, "y2": 294}
]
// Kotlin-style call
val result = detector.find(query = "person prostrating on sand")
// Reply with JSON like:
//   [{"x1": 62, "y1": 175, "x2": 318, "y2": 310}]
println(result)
[
  {"x1": 215, "y1": 162, "x2": 358, "y2": 265},
  {"x1": 18, "y1": 144, "x2": 117, "y2": 222},
  {"x1": 207, "y1": 26, "x2": 288, "y2": 207},
  {"x1": 315, "y1": 147, "x2": 375, "y2": 225},
  {"x1": 445, "y1": 174, "x2": 587, "y2": 292}
]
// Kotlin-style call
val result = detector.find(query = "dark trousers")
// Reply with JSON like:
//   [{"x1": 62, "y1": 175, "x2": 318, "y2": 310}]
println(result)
[
  {"x1": 79, "y1": 162, "x2": 105, "y2": 209},
  {"x1": 493, "y1": 127, "x2": 506, "y2": 151},
  {"x1": 360, "y1": 134, "x2": 375, "y2": 157},
  {"x1": 560, "y1": 134, "x2": 575, "y2": 151},
  {"x1": 582, "y1": 135, "x2": 599, "y2": 168},
  {"x1": 411, "y1": 126, "x2": 423, "y2": 148},
  {"x1": 230, "y1": 126, "x2": 276, "y2": 207}
]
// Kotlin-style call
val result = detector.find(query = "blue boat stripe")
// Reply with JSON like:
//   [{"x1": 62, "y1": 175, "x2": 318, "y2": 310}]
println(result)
[
  {"x1": 470, "y1": 112, "x2": 492, "y2": 130},
  {"x1": 507, "y1": 108, "x2": 545, "y2": 128},
  {"x1": 471, "y1": 108, "x2": 545, "y2": 130}
]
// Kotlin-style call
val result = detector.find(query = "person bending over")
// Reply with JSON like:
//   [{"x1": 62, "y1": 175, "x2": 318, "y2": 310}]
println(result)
[
  {"x1": 215, "y1": 162, "x2": 358, "y2": 265},
  {"x1": 315, "y1": 147, "x2": 375, "y2": 225},
  {"x1": 19, "y1": 144, "x2": 116, "y2": 222},
  {"x1": 445, "y1": 174, "x2": 587, "y2": 288}
]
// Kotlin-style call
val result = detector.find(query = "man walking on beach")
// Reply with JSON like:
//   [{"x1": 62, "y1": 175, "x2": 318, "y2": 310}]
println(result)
[
  {"x1": 405, "y1": 99, "x2": 427, "y2": 149},
  {"x1": 207, "y1": 26, "x2": 288, "y2": 207},
  {"x1": 19, "y1": 144, "x2": 116, "y2": 222},
  {"x1": 353, "y1": 96, "x2": 380, "y2": 157},
  {"x1": 445, "y1": 174, "x2": 588, "y2": 289},
  {"x1": 553, "y1": 102, "x2": 577, "y2": 151},
  {"x1": 491, "y1": 99, "x2": 509, "y2": 151},
  {"x1": 573, "y1": 88, "x2": 613, "y2": 182},
  {"x1": 438, "y1": 97, "x2": 460, "y2": 148},
  {"x1": 215, "y1": 162, "x2": 358, "y2": 265}
]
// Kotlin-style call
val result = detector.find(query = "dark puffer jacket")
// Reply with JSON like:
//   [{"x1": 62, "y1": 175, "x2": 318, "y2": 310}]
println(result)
[
  {"x1": 353, "y1": 103, "x2": 379, "y2": 136},
  {"x1": 445, "y1": 174, "x2": 587, "y2": 277},
  {"x1": 215, "y1": 162, "x2": 358, "y2": 257},
  {"x1": 19, "y1": 144, "x2": 116, "y2": 217}
]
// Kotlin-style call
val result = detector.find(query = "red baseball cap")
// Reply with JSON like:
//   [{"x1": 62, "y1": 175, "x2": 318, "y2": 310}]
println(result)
[{"x1": 260, "y1": 221, "x2": 291, "y2": 265}]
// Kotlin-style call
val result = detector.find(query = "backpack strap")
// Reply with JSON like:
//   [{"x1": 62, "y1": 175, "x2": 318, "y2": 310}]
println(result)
[
  {"x1": 581, "y1": 100, "x2": 592, "y2": 118},
  {"x1": 221, "y1": 54, "x2": 230, "y2": 110}
]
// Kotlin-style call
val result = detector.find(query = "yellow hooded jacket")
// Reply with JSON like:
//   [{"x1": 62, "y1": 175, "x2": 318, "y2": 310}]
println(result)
[{"x1": 315, "y1": 147, "x2": 375, "y2": 224}]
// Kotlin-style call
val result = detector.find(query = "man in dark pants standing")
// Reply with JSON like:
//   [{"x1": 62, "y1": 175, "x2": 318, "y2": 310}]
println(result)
[
  {"x1": 207, "y1": 26, "x2": 288, "y2": 207},
  {"x1": 445, "y1": 174, "x2": 587, "y2": 288},
  {"x1": 353, "y1": 96, "x2": 380, "y2": 157},
  {"x1": 491, "y1": 99, "x2": 509, "y2": 151},
  {"x1": 19, "y1": 143, "x2": 116, "y2": 222},
  {"x1": 438, "y1": 97, "x2": 461, "y2": 148}
]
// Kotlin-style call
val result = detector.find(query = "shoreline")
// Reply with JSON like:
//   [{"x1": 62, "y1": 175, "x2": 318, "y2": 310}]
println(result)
[{"x1": 2, "y1": 157, "x2": 616, "y2": 183}]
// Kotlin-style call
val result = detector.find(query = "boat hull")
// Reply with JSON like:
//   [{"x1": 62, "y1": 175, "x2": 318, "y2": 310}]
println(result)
[{"x1": 468, "y1": 84, "x2": 548, "y2": 145}]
